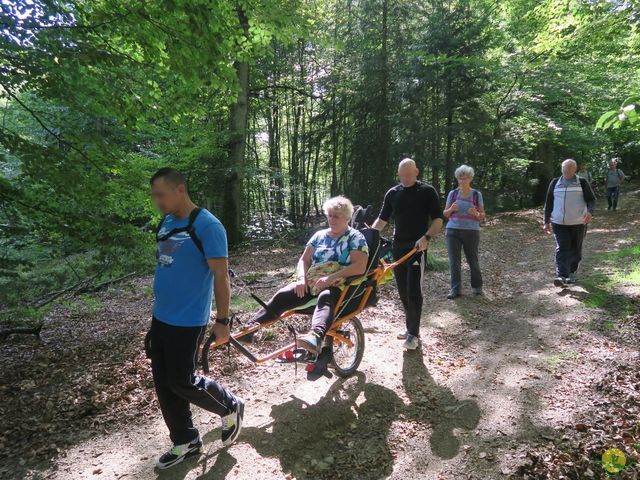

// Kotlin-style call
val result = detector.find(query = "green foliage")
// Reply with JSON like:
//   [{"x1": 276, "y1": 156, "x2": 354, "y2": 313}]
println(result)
[
  {"x1": 0, "y1": 305, "x2": 49, "y2": 328},
  {"x1": 596, "y1": 96, "x2": 640, "y2": 130},
  {"x1": 2, "y1": 0, "x2": 639, "y2": 310},
  {"x1": 61, "y1": 296, "x2": 105, "y2": 318},
  {"x1": 426, "y1": 251, "x2": 449, "y2": 273},
  {"x1": 546, "y1": 350, "x2": 579, "y2": 368},
  {"x1": 580, "y1": 243, "x2": 639, "y2": 317},
  {"x1": 0, "y1": 0, "x2": 307, "y2": 307}
]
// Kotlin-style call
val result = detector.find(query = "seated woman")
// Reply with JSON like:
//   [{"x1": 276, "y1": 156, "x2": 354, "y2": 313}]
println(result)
[{"x1": 248, "y1": 196, "x2": 369, "y2": 354}]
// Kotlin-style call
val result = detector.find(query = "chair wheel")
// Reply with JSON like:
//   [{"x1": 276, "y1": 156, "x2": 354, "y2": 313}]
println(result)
[{"x1": 329, "y1": 316, "x2": 365, "y2": 377}]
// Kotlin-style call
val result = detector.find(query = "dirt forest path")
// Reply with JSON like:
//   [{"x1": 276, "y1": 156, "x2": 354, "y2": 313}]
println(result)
[{"x1": 2, "y1": 186, "x2": 639, "y2": 480}]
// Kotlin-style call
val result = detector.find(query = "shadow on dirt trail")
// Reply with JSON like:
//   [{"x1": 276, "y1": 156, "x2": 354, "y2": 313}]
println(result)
[
  {"x1": 232, "y1": 364, "x2": 479, "y2": 480},
  {"x1": 402, "y1": 350, "x2": 481, "y2": 459}
]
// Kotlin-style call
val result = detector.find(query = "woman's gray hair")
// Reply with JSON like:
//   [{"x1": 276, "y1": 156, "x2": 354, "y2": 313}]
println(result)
[
  {"x1": 323, "y1": 195, "x2": 354, "y2": 219},
  {"x1": 455, "y1": 164, "x2": 475, "y2": 179}
]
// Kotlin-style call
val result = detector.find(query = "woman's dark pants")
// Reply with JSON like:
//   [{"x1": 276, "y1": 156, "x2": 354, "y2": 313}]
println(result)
[
  {"x1": 445, "y1": 228, "x2": 482, "y2": 294},
  {"x1": 251, "y1": 283, "x2": 341, "y2": 337}
]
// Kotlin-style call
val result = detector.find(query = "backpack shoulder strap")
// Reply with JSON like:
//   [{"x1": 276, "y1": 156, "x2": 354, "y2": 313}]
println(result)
[
  {"x1": 186, "y1": 207, "x2": 204, "y2": 256},
  {"x1": 578, "y1": 177, "x2": 595, "y2": 200},
  {"x1": 451, "y1": 188, "x2": 459, "y2": 203},
  {"x1": 472, "y1": 189, "x2": 479, "y2": 206},
  {"x1": 155, "y1": 215, "x2": 168, "y2": 238},
  {"x1": 155, "y1": 208, "x2": 205, "y2": 258},
  {"x1": 578, "y1": 177, "x2": 587, "y2": 191},
  {"x1": 187, "y1": 207, "x2": 202, "y2": 227}
]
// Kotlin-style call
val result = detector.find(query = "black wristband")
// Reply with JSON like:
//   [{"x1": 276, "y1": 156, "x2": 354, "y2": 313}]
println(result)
[
  {"x1": 423, "y1": 234, "x2": 432, "y2": 242},
  {"x1": 215, "y1": 317, "x2": 230, "y2": 326}
]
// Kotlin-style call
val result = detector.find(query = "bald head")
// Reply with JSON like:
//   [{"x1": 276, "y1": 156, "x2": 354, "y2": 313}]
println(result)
[
  {"x1": 398, "y1": 158, "x2": 419, "y2": 187},
  {"x1": 399, "y1": 158, "x2": 416, "y2": 170},
  {"x1": 561, "y1": 159, "x2": 577, "y2": 179}
]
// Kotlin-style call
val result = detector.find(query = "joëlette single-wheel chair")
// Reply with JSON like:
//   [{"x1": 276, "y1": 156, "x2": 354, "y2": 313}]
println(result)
[{"x1": 200, "y1": 206, "x2": 418, "y2": 378}]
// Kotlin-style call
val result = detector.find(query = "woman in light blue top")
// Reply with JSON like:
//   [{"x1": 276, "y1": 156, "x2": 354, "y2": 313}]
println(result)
[{"x1": 443, "y1": 165, "x2": 485, "y2": 299}]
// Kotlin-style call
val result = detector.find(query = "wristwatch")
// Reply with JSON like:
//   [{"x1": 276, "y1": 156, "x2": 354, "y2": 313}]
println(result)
[
  {"x1": 423, "y1": 234, "x2": 432, "y2": 242},
  {"x1": 215, "y1": 317, "x2": 230, "y2": 326}
]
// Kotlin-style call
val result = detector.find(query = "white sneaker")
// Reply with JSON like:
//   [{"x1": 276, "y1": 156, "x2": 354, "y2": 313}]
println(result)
[
  {"x1": 403, "y1": 334, "x2": 419, "y2": 350},
  {"x1": 221, "y1": 397, "x2": 245, "y2": 446},
  {"x1": 156, "y1": 436, "x2": 202, "y2": 470}
]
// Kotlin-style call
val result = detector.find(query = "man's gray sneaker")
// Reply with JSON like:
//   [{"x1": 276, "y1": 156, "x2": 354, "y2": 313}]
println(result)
[
  {"x1": 472, "y1": 288, "x2": 483, "y2": 296},
  {"x1": 403, "y1": 334, "x2": 419, "y2": 350},
  {"x1": 397, "y1": 330, "x2": 409, "y2": 340},
  {"x1": 567, "y1": 273, "x2": 577, "y2": 284},
  {"x1": 156, "y1": 436, "x2": 202, "y2": 470}
]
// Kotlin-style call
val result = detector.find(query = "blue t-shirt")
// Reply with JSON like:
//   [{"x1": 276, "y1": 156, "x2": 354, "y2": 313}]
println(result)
[
  {"x1": 306, "y1": 227, "x2": 369, "y2": 266},
  {"x1": 152, "y1": 209, "x2": 228, "y2": 327},
  {"x1": 445, "y1": 189, "x2": 484, "y2": 231}
]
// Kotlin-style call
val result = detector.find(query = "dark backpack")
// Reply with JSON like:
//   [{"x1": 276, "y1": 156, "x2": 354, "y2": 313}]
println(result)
[{"x1": 155, "y1": 207, "x2": 205, "y2": 256}]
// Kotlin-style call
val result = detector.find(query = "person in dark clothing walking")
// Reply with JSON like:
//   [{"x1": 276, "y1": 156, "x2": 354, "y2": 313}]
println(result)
[
  {"x1": 605, "y1": 158, "x2": 626, "y2": 211},
  {"x1": 543, "y1": 159, "x2": 596, "y2": 287},
  {"x1": 148, "y1": 168, "x2": 244, "y2": 470},
  {"x1": 372, "y1": 158, "x2": 444, "y2": 350}
]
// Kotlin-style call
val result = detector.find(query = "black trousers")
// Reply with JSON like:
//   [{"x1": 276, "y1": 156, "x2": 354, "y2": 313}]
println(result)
[
  {"x1": 551, "y1": 223, "x2": 587, "y2": 278},
  {"x1": 251, "y1": 283, "x2": 341, "y2": 337},
  {"x1": 150, "y1": 317, "x2": 235, "y2": 445},
  {"x1": 607, "y1": 186, "x2": 620, "y2": 209},
  {"x1": 393, "y1": 244, "x2": 425, "y2": 337}
]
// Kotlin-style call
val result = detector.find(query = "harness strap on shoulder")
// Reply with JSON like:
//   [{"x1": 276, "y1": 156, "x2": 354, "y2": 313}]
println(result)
[
  {"x1": 155, "y1": 215, "x2": 167, "y2": 236},
  {"x1": 451, "y1": 188, "x2": 478, "y2": 206},
  {"x1": 186, "y1": 207, "x2": 204, "y2": 256},
  {"x1": 451, "y1": 188, "x2": 479, "y2": 207},
  {"x1": 155, "y1": 207, "x2": 205, "y2": 257}
]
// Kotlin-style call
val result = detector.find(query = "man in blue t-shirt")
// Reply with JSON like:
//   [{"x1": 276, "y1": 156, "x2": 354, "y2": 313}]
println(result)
[{"x1": 147, "y1": 168, "x2": 244, "y2": 470}]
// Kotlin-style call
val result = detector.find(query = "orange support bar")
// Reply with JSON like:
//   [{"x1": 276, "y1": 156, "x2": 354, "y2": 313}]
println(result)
[{"x1": 201, "y1": 247, "x2": 418, "y2": 363}]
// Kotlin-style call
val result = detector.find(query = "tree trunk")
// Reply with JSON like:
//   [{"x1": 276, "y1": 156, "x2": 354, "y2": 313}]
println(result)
[{"x1": 222, "y1": 6, "x2": 250, "y2": 246}]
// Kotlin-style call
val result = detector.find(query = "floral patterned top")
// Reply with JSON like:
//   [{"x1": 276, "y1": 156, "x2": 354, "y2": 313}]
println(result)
[{"x1": 306, "y1": 227, "x2": 369, "y2": 266}]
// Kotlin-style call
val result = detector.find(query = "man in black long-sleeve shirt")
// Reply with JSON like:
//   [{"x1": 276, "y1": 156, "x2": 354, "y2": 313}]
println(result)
[{"x1": 372, "y1": 158, "x2": 444, "y2": 350}]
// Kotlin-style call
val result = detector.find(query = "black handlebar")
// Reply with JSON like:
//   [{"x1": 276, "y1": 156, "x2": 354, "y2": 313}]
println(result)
[{"x1": 201, "y1": 331, "x2": 216, "y2": 373}]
